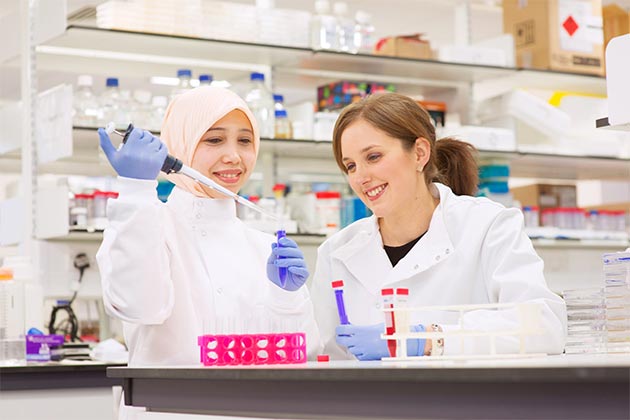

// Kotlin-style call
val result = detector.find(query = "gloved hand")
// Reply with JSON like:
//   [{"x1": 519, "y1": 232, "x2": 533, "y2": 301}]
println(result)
[
  {"x1": 336, "y1": 323, "x2": 426, "y2": 361},
  {"x1": 266, "y1": 236, "x2": 309, "y2": 292},
  {"x1": 98, "y1": 127, "x2": 168, "y2": 180}
]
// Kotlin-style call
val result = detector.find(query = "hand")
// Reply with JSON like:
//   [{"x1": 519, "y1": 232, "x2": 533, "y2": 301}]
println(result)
[
  {"x1": 266, "y1": 236, "x2": 309, "y2": 291},
  {"x1": 98, "y1": 127, "x2": 168, "y2": 180},
  {"x1": 336, "y1": 323, "x2": 427, "y2": 361}
]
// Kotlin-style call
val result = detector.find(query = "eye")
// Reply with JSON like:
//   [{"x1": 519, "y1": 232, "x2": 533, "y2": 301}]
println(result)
[
  {"x1": 345, "y1": 162, "x2": 356, "y2": 172},
  {"x1": 203, "y1": 137, "x2": 222, "y2": 144},
  {"x1": 367, "y1": 153, "x2": 381, "y2": 162},
  {"x1": 238, "y1": 137, "x2": 253, "y2": 145}
]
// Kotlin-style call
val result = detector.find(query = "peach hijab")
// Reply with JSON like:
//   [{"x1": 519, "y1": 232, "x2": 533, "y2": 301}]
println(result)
[{"x1": 159, "y1": 86, "x2": 260, "y2": 198}]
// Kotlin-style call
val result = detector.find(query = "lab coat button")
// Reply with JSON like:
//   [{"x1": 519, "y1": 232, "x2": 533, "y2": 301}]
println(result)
[
  {"x1": 196, "y1": 213, "x2": 202, "y2": 219},
  {"x1": 413, "y1": 264, "x2": 419, "y2": 270},
  {"x1": 201, "y1": 230, "x2": 207, "y2": 237},
  {"x1": 217, "y1": 288, "x2": 223, "y2": 294},
  {"x1": 445, "y1": 248, "x2": 450, "y2": 254},
  {"x1": 375, "y1": 303, "x2": 381, "y2": 309},
  {"x1": 435, "y1": 255, "x2": 441, "y2": 261}
]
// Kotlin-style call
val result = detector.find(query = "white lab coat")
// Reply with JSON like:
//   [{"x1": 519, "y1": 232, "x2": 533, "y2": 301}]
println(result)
[
  {"x1": 311, "y1": 183, "x2": 567, "y2": 359},
  {"x1": 96, "y1": 177, "x2": 320, "y2": 366}
]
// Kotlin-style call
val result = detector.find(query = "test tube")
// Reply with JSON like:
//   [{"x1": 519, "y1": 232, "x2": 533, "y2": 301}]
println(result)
[
  {"x1": 331, "y1": 280, "x2": 349, "y2": 325},
  {"x1": 395, "y1": 288, "x2": 409, "y2": 358},
  {"x1": 381, "y1": 288, "x2": 396, "y2": 357},
  {"x1": 276, "y1": 229, "x2": 287, "y2": 288}
]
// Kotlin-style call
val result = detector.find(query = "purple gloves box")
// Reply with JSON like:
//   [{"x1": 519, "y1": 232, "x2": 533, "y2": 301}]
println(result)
[{"x1": 26, "y1": 334, "x2": 64, "y2": 362}]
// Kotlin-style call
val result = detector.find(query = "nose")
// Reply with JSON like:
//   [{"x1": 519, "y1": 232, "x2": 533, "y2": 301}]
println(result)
[
  {"x1": 352, "y1": 164, "x2": 371, "y2": 187},
  {"x1": 221, "y1": 143, "x2": 241, "y2": 164}
]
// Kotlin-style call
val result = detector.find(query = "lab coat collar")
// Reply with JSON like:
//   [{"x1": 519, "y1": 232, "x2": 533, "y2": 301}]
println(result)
[
  {"x1": 167, "y1": 186, "x2": 237, "y2": 223},
  {"x1": 331, "y1": 183, "x2": 455, "y2": 291}
]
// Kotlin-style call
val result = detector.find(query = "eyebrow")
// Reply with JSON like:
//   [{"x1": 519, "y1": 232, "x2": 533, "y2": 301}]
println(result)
[
  {"x1": 206, "y1": 127, "x2": 254, "y2": 134},
  {"x1": 341, "y1": 145, "x2": 379, "y2": 162}
]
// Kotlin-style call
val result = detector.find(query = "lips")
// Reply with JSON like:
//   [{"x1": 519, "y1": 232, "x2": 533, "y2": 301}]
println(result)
[
  {"x1": 213, "y1": 169, "x2": 242, "y2": 184},
  {"x1": 364, "y1": 183, "x2": 387, "y2": 201}
]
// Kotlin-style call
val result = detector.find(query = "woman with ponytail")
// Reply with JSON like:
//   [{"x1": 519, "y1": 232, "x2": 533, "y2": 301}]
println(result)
[{"x1": 311, "y1": 93, "x2": 566, "y2": 360}]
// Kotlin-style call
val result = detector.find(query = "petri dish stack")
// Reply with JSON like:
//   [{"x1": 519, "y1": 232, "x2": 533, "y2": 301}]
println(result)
[
  {"x1": 603, "y1": 252, "x2": 630, "y2": 353},
  {"x1": 563, "y1": 287, "x2": 607, "y2": 354}
]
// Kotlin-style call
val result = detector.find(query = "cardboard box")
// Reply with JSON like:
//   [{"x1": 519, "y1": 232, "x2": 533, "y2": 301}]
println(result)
[
  {"x1": 603, "y1": 4, "x2": 630, "y2": 49},
  {"x1": 502, "y1": 0, "x2": 605, "y2": 75},
  {"x1": 374, "y1": 34, "x2": 432, "y2": 59},
  {"x1": 512, "y1": 184, "x2": 577, "y2": 209}
]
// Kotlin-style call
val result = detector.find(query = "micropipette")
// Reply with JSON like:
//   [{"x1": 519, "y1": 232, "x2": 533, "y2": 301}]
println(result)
[{"x1": 105, "y1": 123, "x2": 278, "y2": 221}]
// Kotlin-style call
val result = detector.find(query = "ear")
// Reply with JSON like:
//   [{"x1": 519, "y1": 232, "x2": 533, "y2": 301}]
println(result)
[{"x1": 414, "y1": 137, "x2": 431, "y2": 170}]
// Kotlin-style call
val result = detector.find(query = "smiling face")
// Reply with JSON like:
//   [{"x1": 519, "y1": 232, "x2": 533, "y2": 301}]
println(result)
[
  {"x1": 341, "y1": 119, "x2": 428, "y2": 219},
  {"x1": 190, "y1": 109, "x2": 256, "y2": 198}
]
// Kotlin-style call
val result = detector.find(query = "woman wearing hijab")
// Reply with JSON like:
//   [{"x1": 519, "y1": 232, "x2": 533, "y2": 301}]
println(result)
[
  {"x1": 311, "y1": 93, "x2": 566, "y2": 360},
  {"x1": 96, "y1": 86, "x2": 320, "y2": 366}
]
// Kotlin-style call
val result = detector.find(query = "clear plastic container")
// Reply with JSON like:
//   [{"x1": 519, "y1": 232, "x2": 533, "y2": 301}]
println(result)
[
  {"x1": 70, "y1": 193, "x2": 91, "y2": 228},
  {"x1": 170, "y1": 69, "x2": 194, "y2": 102},
  {"x1": 130, "y1": 89, "x2": 153, "y2": 129},
  {"x1": 274, "y1": 110, "x2": 293, "y2": 139},
  {"x1": 91, "y1": 191, "x2": 109, "y2": 230},
  {"x1": 315, "y1": 191, "x2": 341, "y2": 235},
  {"x1": 73, "y1": 75, "x2": 100, "y2": 127},
  {"x1": 150, "y1": 96, "x2": 168, "y2": 131},
  {"x1": 333, "y1": 2, "x2": 355, "y2": 53},
  {"x1": 244, "y1": 72, "x2": 275, "y2": 138},
  {"x1": 311, "y1": 0, "x2": 337, "y2": 50},
  {"x1": 0, "y1": 268, "x2": 25, "y2": 366},
  {"x1": 522, "y1": 206, "x2": 539, "y2": 228},
  {"x1": 99, "y1": 77, "x2": 126, "y2": 129},
  {"x1": 353, "y1": 10, "x2": 374, "y2": 53},
  {"x1": 199, "y1": 74, "x2": 213, "y2": 86}
]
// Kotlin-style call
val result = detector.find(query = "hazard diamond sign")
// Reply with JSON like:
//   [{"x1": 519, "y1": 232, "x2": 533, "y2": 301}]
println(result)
[{"x1": 562, "y1": 16, "x2": 579, "y2": 36}]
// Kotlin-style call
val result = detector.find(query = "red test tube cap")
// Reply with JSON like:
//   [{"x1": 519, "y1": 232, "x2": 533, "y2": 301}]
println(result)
[
  {"x1": 396, "y1": 288, "x2": 409, "y2": 295},
  {"x1": 381, "y1": 288, "x2": 394, "y2": 295},
  {"x1": 317, "y1": 354, "x2": 330, "y2": 362},
  {"x1": 331, "y1": 280, "x2": 344, "y2": 288}
]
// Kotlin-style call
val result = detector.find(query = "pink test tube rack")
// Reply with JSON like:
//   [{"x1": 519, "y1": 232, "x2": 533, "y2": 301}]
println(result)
[{"x1": 197, "y1": 332, "x2": 307, "y2": 366}]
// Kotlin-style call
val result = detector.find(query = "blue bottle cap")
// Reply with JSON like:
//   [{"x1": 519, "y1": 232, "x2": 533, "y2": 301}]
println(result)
[
  {"x1": 273, "y1": 94, "x2": 284, "y2": 102},
  {"x1": 199, "y1": 74, "x2": 213, "y2": 82},
  {"x1": 105, "y1": 77, "x2": 119, "y2": 87},
  {"x1": 275, "y1": 109, "x2": 288, "y2": 118},
  {"x1": 177, "y1": 69, "x2": 192, "y2": 77},
  {"x1": 250, "y1": 72, "x2": 265, "y2": 81}
]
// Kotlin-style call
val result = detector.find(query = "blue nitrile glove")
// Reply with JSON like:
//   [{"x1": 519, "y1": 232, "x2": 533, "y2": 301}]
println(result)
[
  {"x1": 266, "y1": 236, "x2": 309, "y2": 291},
  {"x1": 98, "y1": 127, "x2": 168, "y2": 180},
  {"x1": 335, "y1": 323, "x2": 427, "y2": 361}
]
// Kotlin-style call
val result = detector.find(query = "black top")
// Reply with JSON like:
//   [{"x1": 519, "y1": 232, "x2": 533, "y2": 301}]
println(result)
[{"x1": 383, "y1": 233, "x2": 425, "y2": 267}]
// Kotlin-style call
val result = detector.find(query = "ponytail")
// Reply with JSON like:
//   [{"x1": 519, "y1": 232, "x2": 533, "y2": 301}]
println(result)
[{"x1": 431, "y1": 138, "x2": 478, "y2": 196}]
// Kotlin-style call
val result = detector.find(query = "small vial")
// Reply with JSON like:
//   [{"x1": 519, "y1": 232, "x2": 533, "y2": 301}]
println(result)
[
  {"x1": 381, "y1": 288, "x2": 396, "y2": 357},
  {"x1": 331, "y1": 280, "x2": 349, "y2": 324},
  {"x1": 276, "y1": 229, "x2": 287, "y2": 287}
]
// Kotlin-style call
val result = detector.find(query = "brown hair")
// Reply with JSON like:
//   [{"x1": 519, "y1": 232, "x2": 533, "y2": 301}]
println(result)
[{"x1": 332, "y1": 93, "x2": 479, "y2": 196}]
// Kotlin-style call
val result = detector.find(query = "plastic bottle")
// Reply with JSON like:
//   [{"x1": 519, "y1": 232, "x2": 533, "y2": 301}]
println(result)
[
  {"x1": 99, "y1": 77, "x2": 125, "y2": 129},
  {"x1": 353, "y1": 10, "x2": 375, "y2": 54},
  {"x1": 273, "y1": 94, "x2": 285, "y2": 112},
  {"x1": 333, "y1": 2, "x2": 355, "y2": 53},
  {"x1": 170, "y1": 69, "x2": 194, "y2": 102},
  {"x1": 199, "y1": 74, "x2": 213, "y2": 86},
  {"x1": 275, "y1": 110, "x2": 293, "y2": 139},
  {"x1": 72, "y1": 75, "x2": 100, "y2": 127},
  {"x1": 311, "y1": 0, "x2": 337, "y2": 50},
  {"x1": 0, "y1": 267, "x2": 25, "y2": 366},
  {"x1": 244, "y1": 72, "x2": 275, "y2": 138}
]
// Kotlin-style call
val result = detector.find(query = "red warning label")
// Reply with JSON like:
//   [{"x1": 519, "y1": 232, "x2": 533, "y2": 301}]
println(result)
[{"x1": 562, "y1": 16, "x2": 579, "y2": 36}]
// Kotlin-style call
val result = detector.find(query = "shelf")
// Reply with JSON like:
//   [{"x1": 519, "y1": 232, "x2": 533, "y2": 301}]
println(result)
[
  {"x1": 596, "y1": 117, "x2": 630, "y2": 132},
  {"x1": 531, "y1": 238, "x2": 629, "y2": 250},
  {"x1": 31, "y1": 25, "x2": 607, "y2": 95}
]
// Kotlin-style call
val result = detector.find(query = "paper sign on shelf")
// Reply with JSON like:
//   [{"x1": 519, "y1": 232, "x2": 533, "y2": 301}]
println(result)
[
  {"x1": 0, "y1": 101, "x2": 22, "y2": 154},
  {"x1": 36, "y1": 84, "x2": 73, "y2": 164},
  {"x1": 0, "y1": 197, "x2": 25, "y2": 246}
]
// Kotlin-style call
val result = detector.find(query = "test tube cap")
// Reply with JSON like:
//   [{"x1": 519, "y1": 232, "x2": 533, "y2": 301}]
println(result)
[
  {"x1": 331, "y1": 280, "x2": 344, "y2": 288},
  {"x1": 317, "y1": 354, "x2": 330, "y2": 362},
  {"x1": 381, "y1": 288, "x2": 394, "y2": 295},
  {"x1": 396, "y1": 288, "x2": 409, "y2": 295}
]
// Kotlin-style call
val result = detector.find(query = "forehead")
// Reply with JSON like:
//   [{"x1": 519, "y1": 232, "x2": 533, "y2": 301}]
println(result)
[
  {"x1": 210, "y1": 109, "x2": 253, "y2": 130},
  {"x1": 341, "y1": 120, "x2": 399, "y2": 154}
]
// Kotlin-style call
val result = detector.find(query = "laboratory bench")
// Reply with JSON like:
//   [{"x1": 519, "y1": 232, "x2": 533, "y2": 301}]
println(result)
[
  {"x1": 108, "y1": 354, "x2": 630, "y2": 420},
  {"x1": 0, "y1": 361, "x2": 124, "y2": 391}
]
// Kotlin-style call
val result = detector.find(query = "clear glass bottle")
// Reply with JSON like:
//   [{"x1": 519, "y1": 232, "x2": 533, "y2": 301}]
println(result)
[
  {"x1": 353, "y1": 10, "x2": 375, "y2": 54},
  {"x1": 244, "y1": 72, "x2": 275, "y2": 138},
  {"x1": 199, "y1": 74, "x2": 213, "y2": 87},
  {"x1": 150, "y1": 96, "x2": 168, "y2": 131},
  {"x1": 170, "y1": 69, "x2": 194, "y2": 102},
  {"x1": 333, "y1": 2, "x2": 356, "y2": 53},
  {"x1": 73, "y1": 75, "x2": 99, "y2": 127},
  {"x1": 273, "y1": 94, "x2": 285, "y2": 112},
  {"x1": 311, "y1": 0, "x2": 337, "y2": 50},
  {"x1": 99, "y1": 77, "x2": 125, "y2": 129},
  {"x1": 275, "y1": 109, "x2": 293, "y2": 139},
  {"x1": 130, "y1": 89, "x2": 153, "y2": 129}
]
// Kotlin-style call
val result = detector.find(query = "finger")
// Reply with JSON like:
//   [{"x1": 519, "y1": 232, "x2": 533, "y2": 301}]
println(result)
[
  {"x1": 278, "y1": 237, "x2": 298, "y2": 248},
  {"x1": 126, "y1": 127, "x2": 145, "y2": 144},
  {"x1": 98, "y1": 128, "x2": 117, "y2": 161},
  {"x1": 287, "y1": 266, "x2": 309, "y2": 279},
  {"x1": 270, "y1": 242, "x2": 278, "y2": 251},
  {"x1": 274, "y1": 258, "x2": 306, "y2": 268},
  {"x1": 335, "y1": 325, "x2": 354, "y2": 336},
  {"x1": 272, "y1": 246, "x2": 303, "y2": 259},
  {"x1": 335, "y1": 335, "x2": 352, "y2": 346}
]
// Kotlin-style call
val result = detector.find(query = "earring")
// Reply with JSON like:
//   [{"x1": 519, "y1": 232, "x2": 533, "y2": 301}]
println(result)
[{"x1": 417, "y1": 165, "x2": 424, "y2": 172}]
